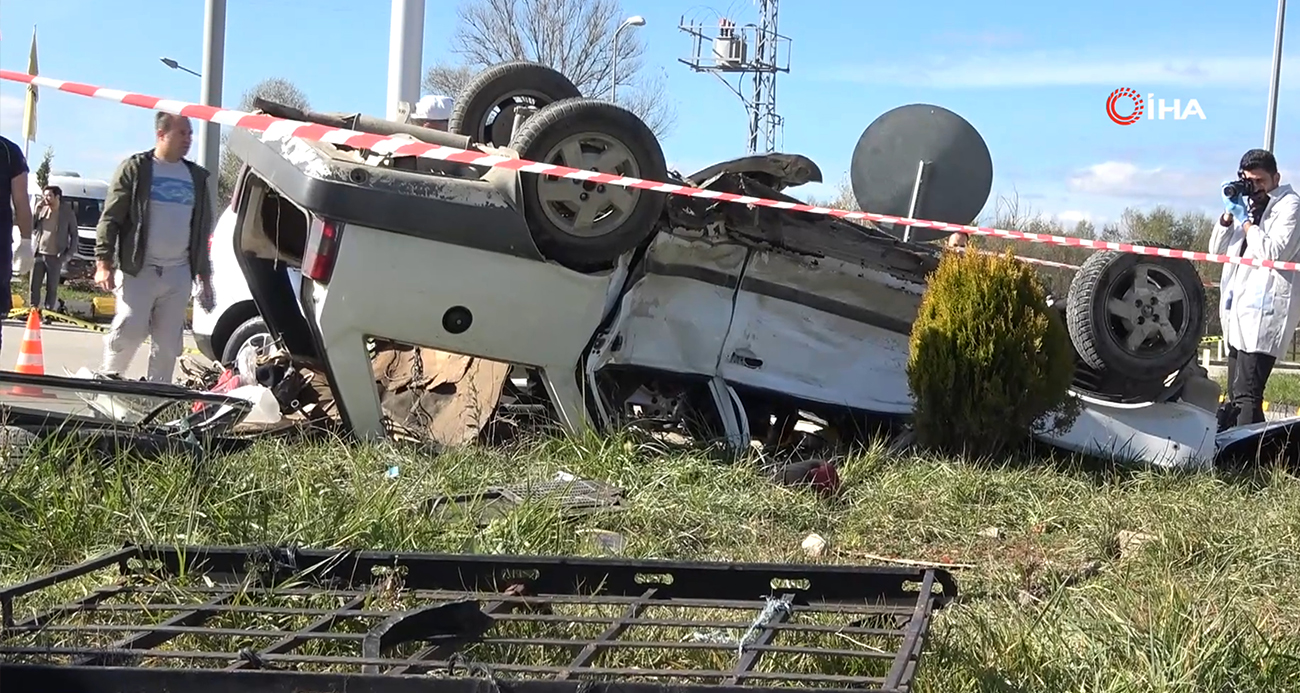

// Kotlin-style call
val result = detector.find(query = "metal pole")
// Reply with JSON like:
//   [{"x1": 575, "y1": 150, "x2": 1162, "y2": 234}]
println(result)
[
  {"x1": 198, "y1": 0, "x2": 226, "y2": 208},
  {"x1": 387, "y1": 0, "x2": 426, "y2": 120},
  {"x1": 1266, "y1": 0, "x2": 1287, "y2": 151},
  {"x1": 611, "y1": 31, "x2": 620, "y2": 102},
  {"x1": 903, "y1": 160, "x2": 928, "y2": 243},
  {"x1": 610, "y1": 17, "x2": 644, "y2": 103}
]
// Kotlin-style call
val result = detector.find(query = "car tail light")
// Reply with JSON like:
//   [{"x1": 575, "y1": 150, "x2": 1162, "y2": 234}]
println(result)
[{"x1": 303, "y1": 217, "x2": 343, "y2": 283}]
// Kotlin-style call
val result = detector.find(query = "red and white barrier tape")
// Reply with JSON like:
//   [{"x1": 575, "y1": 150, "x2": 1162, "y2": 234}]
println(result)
[
  {"x1": 973, "y1": 250, "x2": 1222, "y2": 287},
  {"x1": 2, "y1": 69, "x2": 1290, "y2": 271}
]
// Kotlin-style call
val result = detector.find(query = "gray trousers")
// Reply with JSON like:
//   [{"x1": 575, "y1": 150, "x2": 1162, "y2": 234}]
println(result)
[
  {"x1": 101, "y1": 264, "x2": 193, "y2": 383},
  {"x1": 29, "y1": 253, "x2": 63, "y2": 311}
]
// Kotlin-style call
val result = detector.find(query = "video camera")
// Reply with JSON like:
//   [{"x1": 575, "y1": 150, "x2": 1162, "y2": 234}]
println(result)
[{"x1": 1223, "y1": 178, "x2": 1260, "y2": 200}]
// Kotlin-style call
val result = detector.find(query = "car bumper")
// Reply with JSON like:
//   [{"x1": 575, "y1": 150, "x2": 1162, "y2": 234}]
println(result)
[{"x1": 193, "y1": 333, "x2": 216, "y2": 362}]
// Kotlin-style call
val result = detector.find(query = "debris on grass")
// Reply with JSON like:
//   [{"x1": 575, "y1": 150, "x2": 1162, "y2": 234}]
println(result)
[{"x1": 800, "y1": 532, "x2": 828, "y2": 557}]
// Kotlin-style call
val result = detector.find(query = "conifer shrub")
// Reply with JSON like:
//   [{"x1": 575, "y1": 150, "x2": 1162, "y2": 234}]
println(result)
[{"x1": 906, "y1": 248, "x2": 1080, "y2": 458}]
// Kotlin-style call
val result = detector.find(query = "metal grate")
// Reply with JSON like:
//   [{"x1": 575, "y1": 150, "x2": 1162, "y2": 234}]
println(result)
[{"x1": 0, "y1": 544, "x2": 957, "y2": 693}]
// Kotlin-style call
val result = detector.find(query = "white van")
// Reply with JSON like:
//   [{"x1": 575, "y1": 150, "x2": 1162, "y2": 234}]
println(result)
[{"x1": 42, "y1": 173, "x2": 109, "y2": 262}]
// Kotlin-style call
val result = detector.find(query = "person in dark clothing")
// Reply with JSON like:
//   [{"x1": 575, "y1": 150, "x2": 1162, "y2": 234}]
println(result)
[{"x1": 2, "y1": 135, "x2": 34, "y2": 353}]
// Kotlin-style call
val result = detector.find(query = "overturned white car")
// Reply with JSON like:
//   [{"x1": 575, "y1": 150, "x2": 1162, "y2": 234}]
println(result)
[{"x1": 220, "y1": 61, "x2": 1300, "y2": 471}]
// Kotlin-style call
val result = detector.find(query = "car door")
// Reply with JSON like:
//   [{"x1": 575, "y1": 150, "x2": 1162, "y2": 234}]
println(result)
[
  {"x1": 589, "y1": 232, "x2": 747, "y2": 377},
  {"x1": 717, "y1": 248, "x2": 922, "y2": 415}
]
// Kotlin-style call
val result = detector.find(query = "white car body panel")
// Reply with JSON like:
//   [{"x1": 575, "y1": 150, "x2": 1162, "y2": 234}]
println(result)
[
  {"x1": 1216, "y1": 415, "x2": 1300, "y2": 446},
  {"x1": 305, "y1": 223, "x2": 624, "y2": 440},
  {"x1": 721, "y1": 248, "x2": 921, "y2": 414},
  {"x1": 721, "y1": 291, "x2": 916, "y2": 413},
  {"x1": 1034, "y1": 395, "x2": 1217, "y2": 471},
  {"x1": 191, "y1": 208, "x2": 245, "y2": 343},
  {"x1": 591, "y1": 234, "x2": 743, "y2": 376}
]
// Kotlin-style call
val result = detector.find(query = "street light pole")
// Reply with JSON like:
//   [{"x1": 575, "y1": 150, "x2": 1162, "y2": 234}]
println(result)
[
  {"x1": 387, "y1": 0, "x2": 426, "y2": 120},
  {"x1": 1265, "y1": 0, "x2": 1287, "y2": 151},
  {"x1": 199, "y1": 0, "x2": 226, "y2": 207},
  {"x1": 611, "y1": 15, "x2": 645, "y2": 103}
]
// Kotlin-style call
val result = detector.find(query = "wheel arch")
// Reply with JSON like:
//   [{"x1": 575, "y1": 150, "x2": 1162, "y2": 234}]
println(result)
[{"x1": 208, "y1": 299, "x2": 262, "y2": 361}]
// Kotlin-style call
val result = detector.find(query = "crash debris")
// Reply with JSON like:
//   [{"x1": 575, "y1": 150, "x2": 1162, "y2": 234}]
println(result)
[{"x1": 0, "y1": 543, "x2": 958, "y2": 692}]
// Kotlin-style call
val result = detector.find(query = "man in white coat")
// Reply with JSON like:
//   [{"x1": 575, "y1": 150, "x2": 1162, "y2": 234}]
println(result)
[{"x1": 1208, "y1": 148, "x2": 1300, "y2": 428}]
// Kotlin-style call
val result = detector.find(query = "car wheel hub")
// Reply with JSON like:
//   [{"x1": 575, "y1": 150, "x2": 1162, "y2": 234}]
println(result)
[
  {"x1": 538, "y1": 132, "x2": 642, "y2": 238},
  {"x1": 1107, "y1": 264, "x2": 1187, "y2": 355}
]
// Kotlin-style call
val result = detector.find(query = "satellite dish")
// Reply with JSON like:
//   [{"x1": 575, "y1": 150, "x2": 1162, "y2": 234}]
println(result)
[{"x1": 849, "y1": 104, "x2": 993, "y2": 243}]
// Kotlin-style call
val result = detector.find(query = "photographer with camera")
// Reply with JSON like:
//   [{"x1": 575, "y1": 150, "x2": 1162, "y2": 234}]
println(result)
[{"x1": 1208, "y1": 148, "x2": 1300, "y2": 428}]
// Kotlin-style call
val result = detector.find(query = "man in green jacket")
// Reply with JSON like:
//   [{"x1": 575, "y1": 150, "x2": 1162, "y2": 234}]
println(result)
[{"x1": 94, "y1": 112, "x2": 216, "y2": 382}]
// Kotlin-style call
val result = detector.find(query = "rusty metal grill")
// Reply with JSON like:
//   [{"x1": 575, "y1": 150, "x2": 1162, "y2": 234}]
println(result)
[{"x1": 0, "y1": 544, "x2": 956, "y2": 693}]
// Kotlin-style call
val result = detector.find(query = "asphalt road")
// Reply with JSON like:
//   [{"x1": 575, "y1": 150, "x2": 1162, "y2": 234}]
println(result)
[{"x1": 0, "y1": 321, "x2": 200, "y2": 382}]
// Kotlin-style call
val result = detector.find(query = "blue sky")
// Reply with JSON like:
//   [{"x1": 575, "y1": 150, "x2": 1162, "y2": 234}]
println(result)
[{"x1": 1, "y1": 0, "x2": 1298, "y2": 230}]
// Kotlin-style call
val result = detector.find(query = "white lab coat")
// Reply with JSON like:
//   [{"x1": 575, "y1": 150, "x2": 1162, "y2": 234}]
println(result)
[{"x1": 1208, "y1": 183, "x2": 1300, "y2": 359}]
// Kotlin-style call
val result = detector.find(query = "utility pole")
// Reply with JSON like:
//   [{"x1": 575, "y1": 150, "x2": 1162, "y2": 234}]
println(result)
[
  {"x1": 199, "y1": 0, "x2": 226, "y2": 207},
  {"x1": 1265, "y1": 0, "x2": 1287, "y2": 151},
  {"x1": 678, "y1": 0, "x2": 791, "y2": 153},
  {"x1": 387, "y1": 0, "x2": 426, "y2": 120}
]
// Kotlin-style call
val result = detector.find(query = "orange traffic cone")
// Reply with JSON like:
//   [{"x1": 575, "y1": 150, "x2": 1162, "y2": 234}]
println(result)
[
  {"x1": 12, "y1": 309, "x2": 53, "y2": 398},
  {"x1": 16, "y1": 309, "x2": 45, "y2": 376}
]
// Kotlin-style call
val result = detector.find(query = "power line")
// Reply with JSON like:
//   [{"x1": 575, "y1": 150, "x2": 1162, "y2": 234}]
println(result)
[{"x1": 678, "y1": 0, "x2": 791, "y2": 153}]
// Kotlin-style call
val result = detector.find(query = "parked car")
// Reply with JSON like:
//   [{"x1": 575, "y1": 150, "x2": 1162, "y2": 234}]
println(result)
[
  {"x1": 192, "y1": 206, "x2": 302, "y2": 365},
  {"x1": 222, "y1": 61, "x2": 1292, "y2": 470}
]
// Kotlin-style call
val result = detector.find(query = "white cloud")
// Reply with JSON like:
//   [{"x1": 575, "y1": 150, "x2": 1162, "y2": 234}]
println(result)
[
  {"x1": 817, "y1": 52, "x2": 1283, "y2": 89},
  {"x1": 1067, "y1": 161, "x2": 1219, "y2": 199},
  {"x1": 1054, "y1": 210, "x2": 1093, "y2": 224},
  {"x1": 1031, "y1": 209, "x2": 1105, "y2": 228},
  {"x1": 0, "y1": 94, "x2": 25, "y2": 136}
]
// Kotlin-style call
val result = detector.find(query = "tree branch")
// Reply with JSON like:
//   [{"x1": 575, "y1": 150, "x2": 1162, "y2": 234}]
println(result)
[{"x1": 429, "y1": 0, "x2": 670, "y2": 139}]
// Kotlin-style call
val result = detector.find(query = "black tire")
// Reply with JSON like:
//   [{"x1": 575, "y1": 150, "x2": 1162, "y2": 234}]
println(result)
[
  {"x1": 1065, "y1": 250, "x2": 1206, "y2": 379},
  {"x1": 509, "y1": 98, "x2": 667, "y2": 272},
  {"x1": 449, "y1": 61, "x2": 583, "y2": 147},
  {"x1": 220, "y1": 315, "x2": 271, "y2": 365}
]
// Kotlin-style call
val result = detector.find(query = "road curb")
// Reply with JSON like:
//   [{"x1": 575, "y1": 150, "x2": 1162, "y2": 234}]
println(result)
[{"x1": 7, "y1": 297, "x2": 202, "y2": 357}]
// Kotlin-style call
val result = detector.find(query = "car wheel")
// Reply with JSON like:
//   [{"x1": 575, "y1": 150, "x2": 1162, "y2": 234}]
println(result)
[
  {"x1": 221, "y1": 315, "x2": 272, "y2": 366},
  {"x1": 449, "y1": 61, "x2": 583, "y2": 147},
  {"x1": 510, "y1": 97, "x2": 667, "y2": 272},
  {"x1": 1065, "y1": 250, "x2": 1206, "y2": 380}
]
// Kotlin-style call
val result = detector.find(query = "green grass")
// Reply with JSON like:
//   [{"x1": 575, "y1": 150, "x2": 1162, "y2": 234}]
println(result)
[
  {"x1": 1212, "y1": 371, "x2": 1300, "y2": 408},
  {"x1": 2, "y1": 431, "x2": 1299, "y2": 691},
  {"x1": 10, "y1": 279, "x2": 106, "y2": 305}
]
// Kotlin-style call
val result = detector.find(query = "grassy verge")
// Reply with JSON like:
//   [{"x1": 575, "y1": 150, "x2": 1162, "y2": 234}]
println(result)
[
  {"x1": 10, "y1": 279, "x2": 108, "y2": 306},
  {"x1": 1212, "y1": 371, "x2": 1300, "y2": 407},
  {"x1": 2, "y1": 433, "x2": 1299, "y2": 691}
]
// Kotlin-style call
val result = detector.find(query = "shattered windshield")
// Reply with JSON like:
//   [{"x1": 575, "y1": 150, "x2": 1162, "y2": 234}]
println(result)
[{"x1": 0, "y1": 372, "x2": 251, "y2": 429}]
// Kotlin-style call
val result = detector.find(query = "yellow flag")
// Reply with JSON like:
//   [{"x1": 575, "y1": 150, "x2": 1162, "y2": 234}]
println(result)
[{"x1": 21, "y1": 26, "x2": 38, "y2": 143}]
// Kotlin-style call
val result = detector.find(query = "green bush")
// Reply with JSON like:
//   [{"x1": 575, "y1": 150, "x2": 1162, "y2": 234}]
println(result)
[{"x1": 907, "y1": 248, "x2": 1080, "y2": 458}]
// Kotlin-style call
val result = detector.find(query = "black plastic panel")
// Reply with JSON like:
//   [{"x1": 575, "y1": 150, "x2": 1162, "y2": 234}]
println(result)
[{"x1": 226, "y1": 127, "x2": 544, "y2": 261}]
